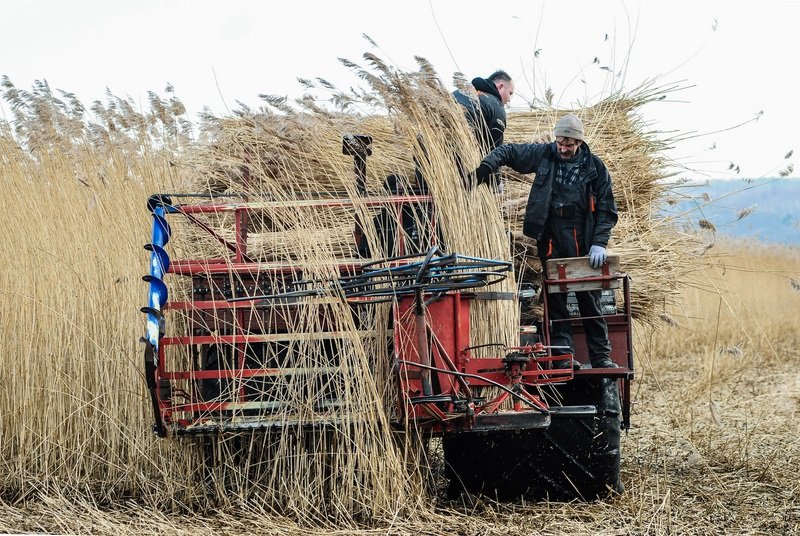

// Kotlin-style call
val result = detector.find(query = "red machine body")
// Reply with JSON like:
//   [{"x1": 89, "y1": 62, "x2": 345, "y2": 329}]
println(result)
[{"x1": 143, "y1": 193, "x2": 633, "y2": 437}]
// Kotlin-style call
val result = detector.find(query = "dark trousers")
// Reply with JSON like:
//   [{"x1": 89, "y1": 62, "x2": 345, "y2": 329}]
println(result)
[
  {"x1": 542, "y1": 247, "x2": 611, "y2": 365},
  {"x1": 546, "y1": 288, "x2": 611, "y2": 365},
  {"x1": 540, "y1": 215, "x2": 612, "y2": 365}
]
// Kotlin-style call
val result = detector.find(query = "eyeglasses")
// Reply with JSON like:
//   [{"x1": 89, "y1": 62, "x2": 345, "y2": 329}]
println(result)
[{"x1": 555, "y1": 137, "x2": 580, "y2": 149}]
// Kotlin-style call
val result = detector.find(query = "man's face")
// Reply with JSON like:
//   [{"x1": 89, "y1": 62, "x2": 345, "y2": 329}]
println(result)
[
  {"x1": 496, "y1": 80, "x2": 514, "y2": 105},
  {"x1": 556, "y1": 137, "x2": 582, "y2": 159}
]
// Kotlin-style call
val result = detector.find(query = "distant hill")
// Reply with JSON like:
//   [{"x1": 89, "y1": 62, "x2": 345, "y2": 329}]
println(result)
[{"x1": 664, "y1": 178, "x2": 800, "y2": 246}]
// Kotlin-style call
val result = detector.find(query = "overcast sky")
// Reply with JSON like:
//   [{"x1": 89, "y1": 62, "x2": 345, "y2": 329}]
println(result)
[{"x1": 2, "y1": 0, "x2": 797, "y2": 179}]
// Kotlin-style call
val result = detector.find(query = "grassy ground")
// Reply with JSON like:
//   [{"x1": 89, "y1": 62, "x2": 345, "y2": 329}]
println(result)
[{"x1": 1, "y1": 241, "x2": 797, "y2": 535}]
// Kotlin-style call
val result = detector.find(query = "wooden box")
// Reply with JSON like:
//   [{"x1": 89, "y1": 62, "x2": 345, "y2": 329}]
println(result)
[{"x1": 545, "y1": 255, "x2": 622, "y2": 293}]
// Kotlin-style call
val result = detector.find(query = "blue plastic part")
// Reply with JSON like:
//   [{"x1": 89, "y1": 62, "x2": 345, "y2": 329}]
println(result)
[
  {"x1": 152, "y1": 214, "x2": 171, "y2": 247},
  {"x1": 141, "y1": 205, "x2": 174, "y2": 359},
  {"x1": 144, "y1": 243, "x2": 171, "y2": 280},
  {"x1": 140, "y1": 306, "x2": 164, "y2": 348},
  {"x1": 142, "y1": 275, "x2": 168, "y2": 309}
]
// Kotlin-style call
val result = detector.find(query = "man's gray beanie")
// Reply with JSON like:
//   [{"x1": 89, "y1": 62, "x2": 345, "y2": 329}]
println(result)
[{"x1": 554, "y1": 113, "x2": 584, "y2": 141}]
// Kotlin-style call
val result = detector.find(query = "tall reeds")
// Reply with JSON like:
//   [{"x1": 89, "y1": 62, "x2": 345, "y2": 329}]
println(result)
[{"x1": 0, "y1": 82, "x2": 206, "y2": 508}]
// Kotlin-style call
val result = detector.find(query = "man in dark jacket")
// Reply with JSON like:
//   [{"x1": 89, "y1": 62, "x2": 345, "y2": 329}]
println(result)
[
  {"x1": 453, "y1": 70, "x2": 514, "y2": 153},
  {"x1": 474, "y1": 113, "x2": 619, "y2": 370}
]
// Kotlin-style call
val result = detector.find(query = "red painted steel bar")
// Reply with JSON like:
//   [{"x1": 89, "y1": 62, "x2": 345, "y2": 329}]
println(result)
[{"x1": 174, "y1": 195, "x2": 433, "y2": 214}]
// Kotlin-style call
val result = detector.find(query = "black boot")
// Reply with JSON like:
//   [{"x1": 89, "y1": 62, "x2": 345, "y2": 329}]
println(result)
[
  {"x1": 553, "y1": 357, "x2": 581, "y2": 370},
  {"x1": 591, "y1": 356, "x2": 618, "y2": 369}
]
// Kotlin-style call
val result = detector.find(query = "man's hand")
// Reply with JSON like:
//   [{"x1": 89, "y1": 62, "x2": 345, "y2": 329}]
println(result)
[
  {"x1": 589, "y1": 245, "x2": 607, "y2": 268},
  {"x1": 474, "y1": 162, "x2": 492, "y2": 186}
]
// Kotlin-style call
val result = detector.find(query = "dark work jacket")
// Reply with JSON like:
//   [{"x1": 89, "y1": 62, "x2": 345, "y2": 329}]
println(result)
[
  {"x1": 482, "y1": 142, "x2": 618, "y2": 254},
  {"x1": 452, "y1": 77, "x2": 507, "y2": 151}
]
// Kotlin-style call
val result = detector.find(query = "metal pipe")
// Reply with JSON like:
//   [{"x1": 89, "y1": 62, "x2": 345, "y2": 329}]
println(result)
[{"x1": 414, "y1": 288, "x2": 433, "y2": 396}]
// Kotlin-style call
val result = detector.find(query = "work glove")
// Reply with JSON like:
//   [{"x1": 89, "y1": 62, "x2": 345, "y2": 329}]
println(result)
[
  {"x1": 474, "y1": 162, "x2": 493, "y2": 186},
  {"x1": 588, "y1": 245, "x2": 607, "y2": 268}
]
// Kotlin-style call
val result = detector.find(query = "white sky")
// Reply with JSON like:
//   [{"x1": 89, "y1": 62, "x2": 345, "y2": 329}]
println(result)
[{"x1": 2, "y1": 0, "x2": 797, "y2": 179}]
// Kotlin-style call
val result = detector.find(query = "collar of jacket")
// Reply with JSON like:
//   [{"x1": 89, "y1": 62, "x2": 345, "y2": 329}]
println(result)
[{"x1": 471, "y1": 77, "x2": 501, "y2": 102}]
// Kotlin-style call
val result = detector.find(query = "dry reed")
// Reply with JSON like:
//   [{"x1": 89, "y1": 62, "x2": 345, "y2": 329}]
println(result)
[{"x1": 1, "y1": 52, "x2": 774, "y2": 534}]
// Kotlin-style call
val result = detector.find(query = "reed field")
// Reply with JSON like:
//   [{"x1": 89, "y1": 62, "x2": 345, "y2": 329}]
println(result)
[{"x1": 0, "y1": 60, "x2": 798, "y2": 535}]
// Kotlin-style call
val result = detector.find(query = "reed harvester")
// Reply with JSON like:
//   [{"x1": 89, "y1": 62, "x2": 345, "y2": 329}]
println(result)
[{"x1": 141, "y1": 135, "x2": 634, "y2": 500}]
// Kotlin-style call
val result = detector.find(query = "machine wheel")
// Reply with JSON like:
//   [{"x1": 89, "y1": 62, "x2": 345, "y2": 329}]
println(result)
[{"x1": 443, "y1": 377, "x2": 622, "y2": 501}]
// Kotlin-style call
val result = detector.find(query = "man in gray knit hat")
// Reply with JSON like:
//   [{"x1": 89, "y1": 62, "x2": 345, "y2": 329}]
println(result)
[{"x1": 474, "y1": 113, "x2": 619, "y2": 370}]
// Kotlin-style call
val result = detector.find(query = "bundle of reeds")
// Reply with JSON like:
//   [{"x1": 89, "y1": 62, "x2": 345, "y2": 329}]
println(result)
[
  {"x1": 499, "y1": 85, "x2": 696, "y2": 321},
  {"x1": 192, "y1": 67, "x2": 694, "y2": 326}
]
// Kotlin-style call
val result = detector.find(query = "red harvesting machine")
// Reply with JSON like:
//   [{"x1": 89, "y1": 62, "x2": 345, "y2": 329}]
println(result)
[{"x1": 141, "y1": 135, "x2": 634, "y2": 500}]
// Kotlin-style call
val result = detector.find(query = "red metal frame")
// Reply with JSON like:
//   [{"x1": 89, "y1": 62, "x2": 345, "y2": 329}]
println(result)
[
  {"x1": 148, "y1": 196, "x2": 572, "y2": 431},
  {"x1": 146, "y1": 193, "x2": 634, "y2": 436},
  {"x1": 390, "y1": 293, "x2": 572, "y2": 433},
  {"x1": 147, "y1": 194, "x2": 446, "y2": 434}
]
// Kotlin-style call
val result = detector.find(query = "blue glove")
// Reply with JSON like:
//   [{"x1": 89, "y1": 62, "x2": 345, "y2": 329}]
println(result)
[{"x1": 589, "y1": 245, "x2": 607, "y2": 268}]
